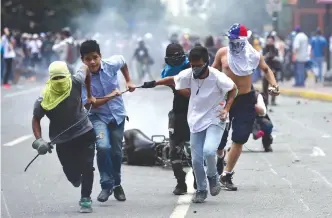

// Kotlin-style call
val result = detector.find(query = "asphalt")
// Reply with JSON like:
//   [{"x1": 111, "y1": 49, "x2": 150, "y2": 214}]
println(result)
[{"x1": 1, "y1": 81, "x2": 332, "y2": 218}]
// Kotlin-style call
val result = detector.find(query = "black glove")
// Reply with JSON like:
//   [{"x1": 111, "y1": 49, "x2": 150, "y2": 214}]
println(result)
[
  {"x1": 32, "y1": 138, "x2": 53, "y2": 155},
  {"x1": 141, "y1": 80, "x2": 156, "y2": 88}
]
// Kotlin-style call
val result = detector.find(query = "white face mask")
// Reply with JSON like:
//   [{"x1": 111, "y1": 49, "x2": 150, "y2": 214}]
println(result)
[
  {"x1": 227, "y1": 38, "x2": 261, "y2": 76},
  {"x1": 229, "y1": 38, "x2": 246, "y2": 55}
]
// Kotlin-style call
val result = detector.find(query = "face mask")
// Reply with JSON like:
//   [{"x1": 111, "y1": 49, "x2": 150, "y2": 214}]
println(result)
[
  {"x1": 192, "y1": 63, "x2": 208, "y2": 79},
  {"x1": 229, "y1": 38, "x2": 246, "y2": 55},
  {"x1": 161, "y1": 57, "x2": 189, "y2": 78},
  {"x1": 165, "y1": 54, "x2": 186, "y2": 67},
  {"x1": 51, "y1": 77, "x2": 71, "y2": 93}
]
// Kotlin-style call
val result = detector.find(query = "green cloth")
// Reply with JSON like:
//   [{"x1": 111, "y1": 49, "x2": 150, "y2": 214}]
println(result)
[{"x1": 41, "y1": 61, "x2": 72, "y2": 111}]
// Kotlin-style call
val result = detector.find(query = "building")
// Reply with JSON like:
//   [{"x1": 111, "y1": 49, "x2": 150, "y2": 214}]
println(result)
[{"x1": 290, "y1": 0, "x2": 332, "y2": 35}]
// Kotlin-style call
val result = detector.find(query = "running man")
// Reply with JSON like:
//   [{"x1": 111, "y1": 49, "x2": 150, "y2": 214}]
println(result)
[
  {"x1": 142, "y1": 46, "x2": 237, "y2": 203},
  {"x1": 212, "y1": 23, "x2": 279, "y2": 191}
]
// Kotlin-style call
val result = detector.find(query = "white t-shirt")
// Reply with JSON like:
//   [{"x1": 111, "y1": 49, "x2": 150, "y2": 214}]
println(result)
[
  {"x1": 28, "y1": 39, "x2": 42, "y2": 54},
  {"x1": 256, "y1": 93, "x2": 267, "y2": 117},
  {"x1": 292, "y1": 32, "x2": 309, "y2": 62},
  {"x1": 1, "y1": 35, "x2": 16, "y2": 59},
  {"x1": 174, "y1": 67, "x2": 235, "y2": 133}
]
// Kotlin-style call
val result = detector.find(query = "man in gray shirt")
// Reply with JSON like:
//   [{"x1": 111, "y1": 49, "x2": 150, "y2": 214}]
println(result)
[{"x1": 32, "y1": 61, "x2": 96, "y2": 213}]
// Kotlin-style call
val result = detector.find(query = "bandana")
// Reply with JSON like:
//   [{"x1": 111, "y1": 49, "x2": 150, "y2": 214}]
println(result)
[
  {"x1": 161, "y1": 57, "x2": 190, "y2": 78},
  {"x1": 41, "y1": 61, "x2": 72, "y2": 111},
  {"x1": 227, "y1": 37, "x2": 260, "y2": 76}
]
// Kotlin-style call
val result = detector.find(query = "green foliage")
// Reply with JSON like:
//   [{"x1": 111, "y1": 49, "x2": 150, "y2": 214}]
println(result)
[{"x1": 1, "y1": 0, "x2": 166, "y2": 32}]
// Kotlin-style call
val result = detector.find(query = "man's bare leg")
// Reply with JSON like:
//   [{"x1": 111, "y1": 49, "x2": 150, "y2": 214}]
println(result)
[
  {"x1": 224, "y1": 143, "x2": 242, "y2": 172},
  {"x1": 219, "y1": 143, "x2": 243, "y2": 191}
]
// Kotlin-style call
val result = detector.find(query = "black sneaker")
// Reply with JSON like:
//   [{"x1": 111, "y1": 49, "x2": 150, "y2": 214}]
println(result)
[
  {"x1": 263, "y1": 135, "x2": 273, "y2": 152},
  {"x1": 173, "y1": 183, "x2": 187, "y2": 195},
  {"x1": 114, "y1": 186, "x2": 126, "y2": 201},
  {"x1": 220, "y1": 172, "x2": 238, "y2": 191},
  {"x1": 97, "y1": 189, "x2": 113, "y2": 202},
  {"x1": 192, "y1": 190, "x2": 208, "y2": 203},
  {"x1": 207, "y1": 175, "x2": 222, "y2": 196}
]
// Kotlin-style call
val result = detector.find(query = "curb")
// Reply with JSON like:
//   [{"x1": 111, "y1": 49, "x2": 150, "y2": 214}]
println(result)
[{"x1": 253, "y1": 85, "x2": 332, "y2": 102}]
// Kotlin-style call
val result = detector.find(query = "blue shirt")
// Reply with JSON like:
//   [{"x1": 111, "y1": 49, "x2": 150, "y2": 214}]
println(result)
[
  {"x1": 82, "y1": 55, "x2": 126, "y2": 125},
  {"x1": 310, "y1": 36, "x2": 327, "y2": 58}
]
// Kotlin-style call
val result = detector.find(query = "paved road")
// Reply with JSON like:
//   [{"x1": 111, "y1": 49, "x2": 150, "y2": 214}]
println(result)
[{"x1": 1, "y1": 82, "x2": 332, "y2": 218}]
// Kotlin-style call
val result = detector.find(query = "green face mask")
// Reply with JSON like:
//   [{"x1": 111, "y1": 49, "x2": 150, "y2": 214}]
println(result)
[{"x1": 50, "y1": 77, "x2": 71, "y2": 93}]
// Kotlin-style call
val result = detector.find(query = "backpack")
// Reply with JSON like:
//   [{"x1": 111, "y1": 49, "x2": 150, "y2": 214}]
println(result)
[{"x1": 123, "y1": 129, "x2": 157, "y2": 166}]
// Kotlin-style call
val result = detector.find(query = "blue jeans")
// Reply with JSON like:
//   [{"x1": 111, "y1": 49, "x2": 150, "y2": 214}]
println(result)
[
  {"x1": 312, "y1": 57, "x2": 324, "y2": 82},
  {"x1": 190, "y1": 124, "x2": 225, "y2": 191},
  {"x1": 294, "y1": 61, "x2": 306, "y2": 86},
  {"x1": 89, "y1": 114, "x2": 125, "y2": 189}
]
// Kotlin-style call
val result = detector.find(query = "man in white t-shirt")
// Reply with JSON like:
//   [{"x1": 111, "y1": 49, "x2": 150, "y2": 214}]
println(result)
[
  {"x1": 141, "y1": 46, "x2": 237, "y2": 203},
  {"x1": 292, "y1": 26, "x2": 308, "y2": 86}
]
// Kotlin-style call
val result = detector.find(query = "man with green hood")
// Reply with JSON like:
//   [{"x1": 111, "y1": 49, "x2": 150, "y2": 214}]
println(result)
[{"x1": 31, "y1": 61, "x2": 110, "y2": 213}]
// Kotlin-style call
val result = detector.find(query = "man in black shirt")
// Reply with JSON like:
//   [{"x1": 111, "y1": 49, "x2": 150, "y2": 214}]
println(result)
[{"x1": 161, "y1": 43, "x2": 192, "y2": 195}]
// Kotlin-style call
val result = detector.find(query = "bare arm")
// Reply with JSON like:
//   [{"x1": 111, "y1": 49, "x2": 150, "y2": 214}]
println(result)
[
  {"x1": 84, "y1": 70, "x2": 92, "y2": 99},
  {"x1": 84, "y1": 89, "x2": 120, "y2": 109},
  {"x1": 212, "y1": 48, "x2": 224, "y2": 71},
  {"x1": 224, "y1": 84, "x2": 237, "y2": 112},
  {"x1": 258, "y1": 55, "x2": 278, "y2": 87},
  {"x1": 177, "y1": 89, "x2": 191, "y2": 98},
  {"x1": 32, "y1": 116, "x2": 42, "y2": 139},
  {"x1": 155, "y1": 77, "x2": 175, "y2": 86}
]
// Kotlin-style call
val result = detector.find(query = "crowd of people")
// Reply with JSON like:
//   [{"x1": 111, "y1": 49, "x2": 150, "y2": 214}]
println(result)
[
  {"x1": 29, "y1": 23, "x2": 280, "y2": 213},
  {"x1": 3, "y1": 21, "x2": 330, "y2": 214},
  {"x1": 1, "y1": 27, "x2": 81, "y2": 88}
]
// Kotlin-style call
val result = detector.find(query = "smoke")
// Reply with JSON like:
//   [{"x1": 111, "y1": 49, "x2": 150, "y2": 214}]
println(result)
[
  {"x1": 71, "y1": 0, "x2": 168, "y2": 80},
  {"x1": 207, "y1": 0, "x2": 272, "y2": 34}
]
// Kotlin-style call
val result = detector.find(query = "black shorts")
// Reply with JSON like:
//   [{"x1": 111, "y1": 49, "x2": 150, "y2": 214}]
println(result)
[{"x1": 218, "y1": 91, "x2": 257, "y2": 149}]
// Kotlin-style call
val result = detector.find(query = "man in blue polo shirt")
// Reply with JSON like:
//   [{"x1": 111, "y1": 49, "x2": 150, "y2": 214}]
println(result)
[
  {"x1": 310, "y1": 29, "x2": 327, "y2": 83},
  {"x1": 81, "y1": 40, "x2": 136, "y2": 203}
]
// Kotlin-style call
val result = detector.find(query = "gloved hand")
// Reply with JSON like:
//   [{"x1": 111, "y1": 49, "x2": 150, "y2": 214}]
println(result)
[
  {"x1": 268, "y1": 85, "x2": 280, "y2": 96},
  {"x1": 141, "y1": 80, "x2": 156, "y2": 88},
  {"x1": 32, "y1": 138, "x2": 53, "y2": 155}
]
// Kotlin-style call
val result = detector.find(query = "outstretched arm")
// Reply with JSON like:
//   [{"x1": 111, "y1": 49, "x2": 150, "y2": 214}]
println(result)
[{"x1": 258, "y1": 55, "x2": 278, "y2": 87}]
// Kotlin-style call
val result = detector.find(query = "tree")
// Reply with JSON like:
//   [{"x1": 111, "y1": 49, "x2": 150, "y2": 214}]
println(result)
[{"x1": 1, "y1": 0, "x2": 101, "y2": 32}]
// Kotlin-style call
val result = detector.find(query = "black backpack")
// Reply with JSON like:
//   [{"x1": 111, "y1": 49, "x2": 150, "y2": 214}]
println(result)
[{"x1": 123, "y1": 129, "x2": 157, "y2": 166}]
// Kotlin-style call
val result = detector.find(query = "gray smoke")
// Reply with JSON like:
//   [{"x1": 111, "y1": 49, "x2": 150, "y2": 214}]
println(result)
[{"x1": 72, "y1": 0, "x2": 169, "y2": 80}]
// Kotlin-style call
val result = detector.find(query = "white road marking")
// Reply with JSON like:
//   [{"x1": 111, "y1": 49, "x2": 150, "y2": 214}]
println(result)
[
  {"x1": 270, "y1": 168, "x2": 278, "y2": 175},
  {"x1": 3, "y1": 86, "x2": 43, "y2": 98},
  {"x1": 1, "y1": 191, "x2": 13, "y2": 218},
  {"x1": 309, "y1": 168, "x2": 332, "y2": 189},
  {"x1": 299, "y1": 199, "x2": 310, "y2": 212},
  {"x1": 3, "y1": 135, "x2": 34, "y2": 146},
  {"x1": 261, "y1": 156, "x2": 272, "y2": 167},
  {"x1": 170, "y1": 168, "x2": 194, "y2": 218},
  {"x1": 283, "y1": 114, "x2": 329, "y2": 137},
  {"x1": 287, "y1": 146, "x2": 300, "y2": 162},
  {"x1": 322, "y1": 134, "x2": 331, "y2": 138},
  {"x1": 310, "y1": 147, "x2": 326, "y2": 157},
  {"x1": 282, "y1": 178, "x2": 310, "y2": 211}
]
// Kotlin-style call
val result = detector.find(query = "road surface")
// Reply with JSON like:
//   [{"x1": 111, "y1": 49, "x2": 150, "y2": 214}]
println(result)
[{"x1": 1, "y1": 82, "x2": 332, "y2": 218}]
